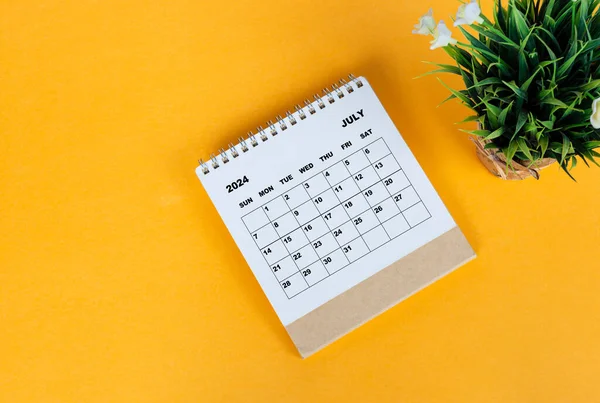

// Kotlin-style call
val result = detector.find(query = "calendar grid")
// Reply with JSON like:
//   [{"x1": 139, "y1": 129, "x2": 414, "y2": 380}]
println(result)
[
  {"x1": 262, "y1": 194, "x2": 419, "y2": 267},
  {"x1": 299, "y1": 185, "x2": 342, "y2": 252},
  {"x1": 242, "y1": 206, "x2": 310, "y2": 289},
  {"x1": 282, "y1": 189, "x2": 332, "y2": 278},
  {"x1": 243, "y1": 138, "x2": 390, "y2": 218},
  {"x1": 241, "y1": 138, "x2": 432, "y2": 299},
  {"x1": 341, "y1": 155, "x2": 393, "y2": 241},
  {"x1": 262, "y1": 196, "x2": 421, "y2": 265},
  {"x1": 241, "y1": 178, "x2": 414, "y2": 242},
  {"x1": 325, "y1": 168, "x2": 373, "y2": 255}
]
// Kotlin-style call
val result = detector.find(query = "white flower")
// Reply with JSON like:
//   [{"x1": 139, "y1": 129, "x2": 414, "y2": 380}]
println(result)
[
  {"x1": 590, "y1": 98, "x2": 600, "y2": 129},
  {"x1": 454, "y1": 0, "x2": 484, "y2": 26},
  {"x1": 413, "y1": 9, "x2": 436, "y2": 35},
  {"x1": 430, "y1": 21, "x2": 458, "y2": 50}
]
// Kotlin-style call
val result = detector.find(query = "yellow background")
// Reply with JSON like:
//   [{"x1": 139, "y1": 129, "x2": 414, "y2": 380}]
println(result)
[{"x1": 2, "y1": 0, "x2": 600, "y2": 401}]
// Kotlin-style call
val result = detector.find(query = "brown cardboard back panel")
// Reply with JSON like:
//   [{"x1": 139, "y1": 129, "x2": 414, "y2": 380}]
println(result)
[{"x1": 285, "y1": 226, "x2": 475, "y2": 358}]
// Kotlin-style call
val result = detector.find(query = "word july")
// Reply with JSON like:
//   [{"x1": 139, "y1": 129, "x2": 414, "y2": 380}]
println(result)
[{"x1": 341, "y1": 109, "x2": 364, "y2": 128}]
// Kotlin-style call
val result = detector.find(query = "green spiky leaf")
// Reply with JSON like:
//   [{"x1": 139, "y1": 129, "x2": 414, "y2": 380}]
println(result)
[{"x1": 424, "y1": 0, "x2": 600, "y2": 177}]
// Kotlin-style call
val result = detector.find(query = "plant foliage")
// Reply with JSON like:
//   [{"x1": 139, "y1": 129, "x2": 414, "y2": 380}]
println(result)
[{"x1": 432, "y1": 0, "x2": 600, "y2": 176}]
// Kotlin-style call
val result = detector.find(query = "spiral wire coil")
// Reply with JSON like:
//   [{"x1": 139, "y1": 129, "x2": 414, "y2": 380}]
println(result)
[{"x1": 198, "y1": 74, "x2": 363, "y2": 175}]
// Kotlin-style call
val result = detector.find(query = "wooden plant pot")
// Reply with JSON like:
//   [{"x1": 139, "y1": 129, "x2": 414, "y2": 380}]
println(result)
[{"x1": 471, "y1": 125, "x2": 556, "y2": 180}]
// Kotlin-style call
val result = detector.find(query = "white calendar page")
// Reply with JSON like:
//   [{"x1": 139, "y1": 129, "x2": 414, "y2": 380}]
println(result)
[{"x1": 197, "y1": 77, "x2": 456, "y2": 326}]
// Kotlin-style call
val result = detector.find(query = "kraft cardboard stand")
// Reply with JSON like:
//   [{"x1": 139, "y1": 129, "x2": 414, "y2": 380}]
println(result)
[{"x1": 285, "y1": 226, "x2": 475, "y2": 358}]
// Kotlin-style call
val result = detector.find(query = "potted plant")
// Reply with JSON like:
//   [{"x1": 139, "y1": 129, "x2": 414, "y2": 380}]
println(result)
[{"x1": 414, "y1": 0, "x2": 600, "y2": 180}]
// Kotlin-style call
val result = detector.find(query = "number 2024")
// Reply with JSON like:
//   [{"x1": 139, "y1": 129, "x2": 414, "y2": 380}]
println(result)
[{"x1": 225, "y1": 175, "x2": 249, "y2": 193}]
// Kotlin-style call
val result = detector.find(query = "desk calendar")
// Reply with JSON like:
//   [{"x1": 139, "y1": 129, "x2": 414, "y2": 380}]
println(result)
[
  {"x1": 196, "y1": 75, "x2": 475, "y2": 357},
  {"x1": 242, "y1": 138, "x2": 431, "y2": 299}
]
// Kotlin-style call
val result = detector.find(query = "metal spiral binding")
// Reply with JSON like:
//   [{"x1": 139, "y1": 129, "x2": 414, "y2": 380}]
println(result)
[
  {"x1": 295, "y1": 105, "x2": 306, "y2": 120},
  {"x1": 314, "y1": 94, "x2": 326, "y2": 109},
  {"x1": 305, "y1": 99, "x2": 316, "y2": 115},
  {"x1": 238, "y1": 137, "x2": 249, "y2": 152},
  {"x1": 199, "y1": 74, "x2": 363, "y2": 173},
  {"x1": 286, "y1": 111, "x2": 297, "y2": 126},
  {"x1": 323, "y1": 88, "x2": 335, "y2": 104},
  {"x1": 248, "y1": 132, "x2": 259, "y2": 147},
  {"x1": 257, "y1": 126, "x2": 268, "y2": 142}
]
